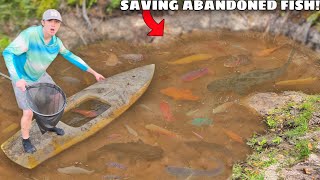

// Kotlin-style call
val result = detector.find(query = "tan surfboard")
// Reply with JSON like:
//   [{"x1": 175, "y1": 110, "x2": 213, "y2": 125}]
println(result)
[{"x1": 1, "y1": 64, "x2": 155, "y2": 169}]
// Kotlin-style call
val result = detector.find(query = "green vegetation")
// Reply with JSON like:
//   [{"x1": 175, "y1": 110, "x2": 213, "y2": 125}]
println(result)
[
  {"x1": 295, "y1": 139, "x2": 311, "y2": 160},
  {"x1": 232, "y1": 95, "x2": 320, "y2": 179},
  {"x1": 106, "y1": 0, "x2": 121, "y2": 13},
  {"x1": 0, "y1": 33, "x2": 10, "y2": 52},
  {"x1": 67, "y1": 0, "x2": 97, "y2": 8}
]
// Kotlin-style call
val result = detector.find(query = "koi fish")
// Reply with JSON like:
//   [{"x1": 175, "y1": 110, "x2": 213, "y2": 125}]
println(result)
[
  {"x1": 1, "y1": 123, "x2": 19, "y2": 134},
  {"x1": 145, "y1": 124, "x2": 179, "y2": 138},
  {"x1": 72, "y1": 109, "x2": 98, "y2": 118},
  {"x1": 104, "y1": 52, "x2": 121, "y2": 66},
  {"x1": 119, "y1": 54, "x2": 143, "y2": 64},
  {"x1": 166, "y1": 159, "x2": 225, "y2": 177},
  {"x1": 222, "y1": 128, "x2": 244, "y2": 144},
  {"x1": 160, "y1": 87, "x2": 199, "y2": 101},
  {"x1": 159, "y1": 101, "x2": 175, "y2": 122},
  {"x1": 208, "y1": 48, "x2": 295, "y2": 94},
  {"x1": 181, "y1": 68, "x2": 209, "y2": 82},
  {"x1": 275, "y1": 77, "x2": 318, "y2": 86},
  {"x1": 168, "y1": 54, "x2": 213, "y2": 65},
  {"x1": 106, "y1": 162, "x2": 127, "y2": 170},
  {"x1": 125, "y1": 124, "x2": 138, "y2": 137},
  {"x1": 255, "y1": 44, "x2": 287, "y2": 57},
  {"x1": 223, "y1": 54, "x2": 251, "y2": 68},
  {"x1": 57, "y1": 166, "x2": 94, "y2": 175}
]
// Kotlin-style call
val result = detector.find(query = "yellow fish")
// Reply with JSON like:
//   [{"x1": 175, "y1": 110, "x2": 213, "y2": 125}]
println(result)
[
  {"x1": 1, "y1": 123, "x2": 19, "y2": 134},
  {"x1": 168, "y1": 54, "x2": 213, "y2": 65},
  {"x1": 275, "y1": 77, "x2": 318, "y2": 86}
]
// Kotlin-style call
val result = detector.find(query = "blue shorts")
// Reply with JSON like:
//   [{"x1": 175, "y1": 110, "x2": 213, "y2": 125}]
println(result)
[{"x1": 12, "y1": 73, "x2": 55, "y2": 110}]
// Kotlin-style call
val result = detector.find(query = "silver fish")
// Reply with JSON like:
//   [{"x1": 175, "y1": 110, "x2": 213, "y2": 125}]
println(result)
[{"x1": 57, "y1": 166, "x2": 94, "y2": 175}]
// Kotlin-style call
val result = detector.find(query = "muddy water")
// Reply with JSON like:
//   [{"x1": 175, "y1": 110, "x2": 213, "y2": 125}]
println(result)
[{"x1": 0, "y1": 30, "x2": 320, "y2": 179}]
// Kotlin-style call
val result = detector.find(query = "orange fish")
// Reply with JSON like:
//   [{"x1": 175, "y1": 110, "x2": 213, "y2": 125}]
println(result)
[
  {"x1": 160, "y1": 87, "x2": 199, "y2": 101},
  {"x1": 72, "y1": 109, "x2": 98, "y2": 118},
  {"x1": 222, "y1": 128, "x2": 244, "y2": 144},
  {"x1": 145, "y1": 124, "x2": 179, "y2": 138},
  {"x1": 255, "y1": 44, "x2": 286, "y2": 57},
  {"x1": 159, "y1": 101, "x2": 175, "y2": 122}
]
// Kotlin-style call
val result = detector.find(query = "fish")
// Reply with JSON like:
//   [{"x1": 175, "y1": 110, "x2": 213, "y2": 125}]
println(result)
[
  {"x1": 223, "y1": 54, "x2": 252, "y2": 68},
  {"x1": 106, "y1": 162, "x2": 127, "y2": 170},
  {"x1": 190, "y1": 118, "x2": 213, "y2": 127},
  {"x1": 107, "y1": 133, "x2": 122, "y2": 140},
  {"x1": 103, "y1": 175, "x2": 126, "y2": 180},
  {"x1": 90, "y1": 141, "x2": 163, "y2": 161},
  {"x1": 255, "y1": 44, "x2": 287, "y2": 57},
  {"x1": 125, "y1": 124, "x2": 138, "y2": 137},
  {"x1": 275, "y1": 77, "x2": 318, "y2": 86},
  {"x1": 207, "y1": 48, "x2": 295, "y2": 95},
  {"x1": 160, "y1": 87, "x2": 199, "y2": 101},
  {"x1": 104, "y1": 53, "x2": 121, "y2": 66},
  {"x1": 159, "y1": 101, "x2": 175, "y2": 122},
  {"x1": 212, "y1": 102, "x2": 235, "y2": 114},
  {"x1": 168, "y1": 54, "x2": 213, "y2": 65},
  {"x1": 72, "y1": 109, "x2": 98, "y2": 118},
  {"x1": 165, "y1": 159, "x2": 225, "y2": 177},
  {"x1": 192, "y1": 131, "x2": 204, "y2": 140},
  {"x1": 222, "y1": 128, "x2": 244, "y2": 144},
  {"x1": 119, "y1": 54, "x2": 143, "y2": 64},
  {"x1": 60, "y1": 76, "x2": 81, "y2": 84},
  {"x1": 181, "y1": 68, "x2": 209, "y2": 82},
  {"x1": 139, "y1": 104, "x2": 153, "y2": 112},
  {"x1": 145, "y1": 124, "x2": 179, "y2": 138},
  {"x1": 57, "y1": 166, "x2": 94, "y2": 175},
  {"x1": 1, "y1": 123, "x2": 19, "y2": 134},
  {"x1": 186, "y1": 109, "x2": 199, "y2": 116}
]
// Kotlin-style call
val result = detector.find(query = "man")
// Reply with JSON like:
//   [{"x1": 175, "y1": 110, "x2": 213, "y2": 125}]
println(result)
[{"x1": 2, "y1": 9, "x2": 105, "y2": 153}]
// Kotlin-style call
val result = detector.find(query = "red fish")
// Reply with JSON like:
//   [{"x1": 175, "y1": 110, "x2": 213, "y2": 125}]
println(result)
[
  {"x1": 159, "y1": 101, "x2": 175, "y2": 122},
  {"x1": 181, "y1": 68, "x2": 209, "y2": 82},
  {"x1": 72, "y1": 109, "x2": 98, "y2": 118}
]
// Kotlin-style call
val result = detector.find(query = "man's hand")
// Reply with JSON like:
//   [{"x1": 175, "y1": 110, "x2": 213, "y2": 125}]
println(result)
[
  {"x1": 87, "y1": 68, "x2": 105, "y2": 82},
  {"x1": 93, "y1": 72, "x2": 105, "y2": 81},
  {"x1": 16, "y1": 79, "x2": 27, "y2": 91}
]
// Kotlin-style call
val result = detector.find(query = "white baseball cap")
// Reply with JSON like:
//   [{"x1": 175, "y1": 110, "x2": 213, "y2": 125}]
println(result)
[{"x1": 42, "y1": 9, "x2": 62, "y2": 22}]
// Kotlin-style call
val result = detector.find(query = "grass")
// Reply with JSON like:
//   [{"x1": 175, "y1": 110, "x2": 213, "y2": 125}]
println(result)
[{"x1": 232, "y1": 95, "x2": 320, "y2": 179}]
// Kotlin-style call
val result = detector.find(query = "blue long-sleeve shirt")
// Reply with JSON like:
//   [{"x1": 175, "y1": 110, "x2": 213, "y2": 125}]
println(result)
[{"x1": 2, "y1": 25, "x2": 90, "y2": 83}]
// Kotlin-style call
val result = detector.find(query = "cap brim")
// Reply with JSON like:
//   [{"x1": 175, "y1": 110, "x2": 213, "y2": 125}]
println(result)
[{"x1": 43, "y1": 18, "x2": 62, "y2": 22}]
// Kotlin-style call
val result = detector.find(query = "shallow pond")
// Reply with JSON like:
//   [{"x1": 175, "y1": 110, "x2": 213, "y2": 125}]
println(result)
[{"x1": 0, "y1": 30, "x2": 319, "y2": 179}]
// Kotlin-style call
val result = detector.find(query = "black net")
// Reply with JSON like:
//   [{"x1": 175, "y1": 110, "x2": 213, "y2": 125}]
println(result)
[{"x1": 25, "y1": 83, "x2": 67, "y2": 134}]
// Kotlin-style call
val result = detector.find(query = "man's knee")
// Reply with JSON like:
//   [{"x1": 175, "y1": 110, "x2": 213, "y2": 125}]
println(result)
[{"x1": 23, "y1": 110, "x2": 33, "y2": 119}]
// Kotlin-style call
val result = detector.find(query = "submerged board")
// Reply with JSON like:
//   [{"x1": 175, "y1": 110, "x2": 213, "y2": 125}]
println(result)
[{"x1": 1, "y1": 64, "x2": 155, "y2": 169}]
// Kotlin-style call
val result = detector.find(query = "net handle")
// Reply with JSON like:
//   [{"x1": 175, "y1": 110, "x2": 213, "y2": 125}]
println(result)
[{"x1": 0, "y1": 72, "x2": 31, "y2": 88}]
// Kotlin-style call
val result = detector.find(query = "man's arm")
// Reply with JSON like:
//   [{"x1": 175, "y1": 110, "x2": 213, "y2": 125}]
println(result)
[
  {"x1": 2, "y1": 31, "x2": 29, "y2": 83},
  {"x1": 58, "y1": 39, "x2": 105, "y2": 81}
]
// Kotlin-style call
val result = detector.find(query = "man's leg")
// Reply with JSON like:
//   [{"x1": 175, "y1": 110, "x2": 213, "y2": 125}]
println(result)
[
  {"x1": 21, "y1": 109, "x2": 36, "y2": 153},
  {"x1": 21, "y1": 109, "x2": 33, "y2": 139}
]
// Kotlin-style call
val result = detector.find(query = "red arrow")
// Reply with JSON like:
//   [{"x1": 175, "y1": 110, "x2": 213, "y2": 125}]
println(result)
[{"x1": 142, "y1": 10, "x2": 165, "y2": 36}]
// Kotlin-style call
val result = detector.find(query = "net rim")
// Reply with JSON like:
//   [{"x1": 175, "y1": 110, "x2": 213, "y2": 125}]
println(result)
[{"x1": 25, "y1": 83, "x2": 67, "y2": 117}]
